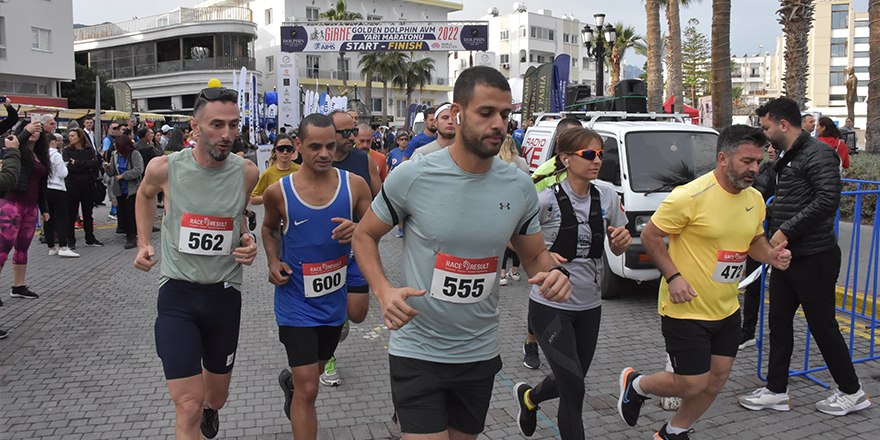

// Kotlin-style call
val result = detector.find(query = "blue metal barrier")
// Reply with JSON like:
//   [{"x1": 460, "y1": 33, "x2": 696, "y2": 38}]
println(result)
[{"x1": 756, "y1": 179, "x2": 880, "y2": 388}]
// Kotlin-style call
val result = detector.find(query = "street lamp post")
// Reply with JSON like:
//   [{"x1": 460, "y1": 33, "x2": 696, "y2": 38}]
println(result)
[{"x1": 582, "y1": 14, "x2": 616, "y2": 96}]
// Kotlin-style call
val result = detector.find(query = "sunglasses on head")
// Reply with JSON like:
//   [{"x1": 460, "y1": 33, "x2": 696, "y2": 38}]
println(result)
[
  {"x1": 572, "y1": 149, "x2": 603, "y2": 160},
  {"x1": 398, "y1": 137, "x2": 409, "y2": 141},
  {"x1": 275, "y1": 145, "x2": 294, "y2": 153},
  {"x1": 197, "y1": 87, "x2": 238, "y2": 101},
  {"x1": 335, "y1": 128, "x2": 359, "y2": 138}
]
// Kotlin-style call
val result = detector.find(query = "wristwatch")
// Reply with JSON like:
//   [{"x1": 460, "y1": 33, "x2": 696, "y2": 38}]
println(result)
[
  {"x1": 240, "y1": 231, "x2": 257, "y2": 246},
  {"x1": 550, "y1": 265, "x2": 570, "y2": 278}
]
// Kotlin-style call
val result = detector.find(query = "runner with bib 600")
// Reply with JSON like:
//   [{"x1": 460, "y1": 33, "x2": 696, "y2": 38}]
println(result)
[
  {"x1": 261, "y1": 114, "x2": 372, "y2": 440},
  {"x1": 352, "y1": 66, "x2": 572, "y2": 440}
]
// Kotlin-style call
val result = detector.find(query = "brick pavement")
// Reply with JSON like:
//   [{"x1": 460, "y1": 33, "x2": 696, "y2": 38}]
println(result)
[{"x1": 1, "y1": 203, "x2": 879, "y2": 439}]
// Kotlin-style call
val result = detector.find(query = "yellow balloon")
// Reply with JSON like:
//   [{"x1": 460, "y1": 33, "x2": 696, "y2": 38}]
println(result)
[{"x1": 208, "y1": 78, "x2": 222, "y2": 88}]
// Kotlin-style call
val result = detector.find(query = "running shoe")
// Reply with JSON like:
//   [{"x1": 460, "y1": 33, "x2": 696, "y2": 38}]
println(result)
[
  {"x1": 738, "y1": 387, "x2": 791, "y2": 411},
  {"x1": 522, "y1": 340, "x2": 540, "y2": 369},
  {"x1": 499, "y1": 274, "x2": 509, "y2": 286},
  {"x1": 339, "y1": 320, "x2": 350, "y2": 342},
  {"x1": 654, "y1": 423, "x2": 695, "y2": 440},
  {"x1": 108, "y1": 214, "x2": 117, "y2": 221},
  {"x1": 115, "y1": 228, "x2": 125, "y2": 236},
  {"x1": 320, "y1": 357, "x2": 341, "y2": 386},
  {"x1": 10, "y1": 286, "x2": 39, "y2": 299},
  {"x1": 509, "y1": 270, "x2": 521, "y2": 281},
  {"x1": 246, "y1": 210, "x2": 257, "y2": 231},
  {"x1": 513, "y1": 382, "x2": 538, "y2": 437},
  {"x1": 200, "y1": 407, "x2": 219, "y2": 438},
  {"x1": 396, "y1": 229, "x2": 403, "y2": 238},
  {"x1": 48, "y1": 248, "x2": 59, "y2": 256},
  {"x1": 278, "y1": 369, "x2": 294, "y2": 420},
  {"x1": 85, "y1": 240, "x2": 104, "y2": 247},
  {"x1": 75, "y1": 219, "x2": 84, "y2": 229},
  {"x1": 815, "y1": 386, "x2": 871, "y2": 416},
  {"x1": 618, "y1": 367, "x2": 649, "y2": 426},
  {"x1": 0, "y1": 329, "x2": 7, "y2": 339},
  {"x1": 58, "y1": 248, "x2": 80, "y2": 258},
  {"x1": 738, "y1": 329, "x2": 756, "y2": 349}
]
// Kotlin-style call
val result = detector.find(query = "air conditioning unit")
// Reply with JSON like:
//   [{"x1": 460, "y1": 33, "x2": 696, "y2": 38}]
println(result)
[
  {"x1": 330, "y1": 70, "x2": 338, "y2": 80},
  {"x1": 437, "y1": 77, "x2": 446, "y2": 85},
  {"x1": 501, "y1": 63, "x2": 510, "y2": 69}
]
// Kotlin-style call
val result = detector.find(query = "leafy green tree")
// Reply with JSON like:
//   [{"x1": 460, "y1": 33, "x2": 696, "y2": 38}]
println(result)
[
  {"x1": 320, "y1": 0, "x2": 363, "y2": 88},
  {"x1": 607, "y1": 23, "x2": 644, "y2": 96},
  {"x1": 391, "y1": 55, "x2": 435, "y2": 119},
  {"x1": 61, "y1": 63, "x2": 115, "y2": 110},
  {"x1": 682, "y1": 18, "x2": 711, "y2": 106}
]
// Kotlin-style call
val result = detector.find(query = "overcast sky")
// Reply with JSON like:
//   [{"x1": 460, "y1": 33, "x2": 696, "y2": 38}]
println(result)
[{"x1": 73, "y1": 0, "x2": 870, "y2": 66}]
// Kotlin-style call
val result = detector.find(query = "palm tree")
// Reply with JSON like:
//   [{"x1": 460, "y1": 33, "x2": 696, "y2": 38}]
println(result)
[
  {"x1": 320, "y1": 0, "x2": 363, "y2": 88},
  {"x1": 373, "y1": 53, "x2": 406, "y2": 123},
  {"x1": 711, "y1": 0, "x2": 732, "y2": 128},
  {"x1": 667, "y1": 0, "x2": 684, "y2": 114},
  {"x1": 391, "y1": 55, "x2": 436, "y2": 118},
  {"x1": 644, "y1": 0, "x2": 664, "y2": 112},
  {"x1": 868, "y1": 0, "x2": 879, "y2": 153},
  {"x1": 358, "y1": 53, "x2": 383, "y2": 119},
  {"x1": 607, "y1": 23, "x2": 644, "y2": 96},
  {"x1": 777, "y1": 0, "x2": 814, "y2": 110}
]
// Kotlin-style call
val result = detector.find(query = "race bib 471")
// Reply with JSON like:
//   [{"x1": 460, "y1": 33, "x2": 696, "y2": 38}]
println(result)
[
  {"x1": 430, "y1": 253, "x2": 498, "y2": 304},
  {"x1": 179, "y1": 213, "x2": 234, "y2": 256}
]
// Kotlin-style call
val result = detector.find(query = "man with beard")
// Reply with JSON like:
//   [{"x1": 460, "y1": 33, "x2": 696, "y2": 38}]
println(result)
[
  {"x1": 352, "y1": 66, "x2": 573, "y2": 439},
  {"x1": 317, "y1": 110, "x2": 381, "y2": 387},
  {"x1": 403, "y1": 107, "x2": 438, "y2": 160},
  {"x1": 617, "y1": 125, "x2": 792, "y2": 440},
  {"x1": 413, "y1": 102, "x2": 455, "y2": 156},
  {"x1": 133, "y1": 87, "x2": 260, "y2": 440},
  {"x1": 738, "y1": 98, "x2": 871, "y2": 416},
  {"x1": 355, "y1": 124, "x2": 388, "y2": 182}
]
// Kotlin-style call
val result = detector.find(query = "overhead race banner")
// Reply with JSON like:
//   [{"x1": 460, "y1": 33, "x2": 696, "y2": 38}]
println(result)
[{"x1": 281, "y1": 21, "x2": 488, "y2": 52}]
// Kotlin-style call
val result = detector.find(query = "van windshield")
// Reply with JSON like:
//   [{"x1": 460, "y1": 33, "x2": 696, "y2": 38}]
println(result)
[{"x1": 625, "y1": 131, "x2": 718, "y2": 193}]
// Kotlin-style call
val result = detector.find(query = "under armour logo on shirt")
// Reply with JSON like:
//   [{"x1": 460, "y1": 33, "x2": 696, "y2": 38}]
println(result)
[{"x1": 500, "y1": 203, "x2": 510, "y2": 210}]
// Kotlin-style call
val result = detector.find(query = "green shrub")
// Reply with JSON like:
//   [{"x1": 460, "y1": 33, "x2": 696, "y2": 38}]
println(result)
[{"x1": 840, "y1": 153, "x2": 880, "y2": 223}]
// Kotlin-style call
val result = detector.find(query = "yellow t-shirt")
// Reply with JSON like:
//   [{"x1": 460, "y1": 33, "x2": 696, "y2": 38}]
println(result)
[
  {"x1": 533, "y1": 156, "x2": 567, "y2": 192},
  {"x1": 652, "y1": 171, "x2": 765, "y2": 321},
  {"x1": 252, "y1": 163, "x2": 299, "y2": 197}
]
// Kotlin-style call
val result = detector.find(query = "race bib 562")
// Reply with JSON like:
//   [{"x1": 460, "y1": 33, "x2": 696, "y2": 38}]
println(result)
[{"x1": 178, "y1": 213, "x2": 234, "y2": 256}]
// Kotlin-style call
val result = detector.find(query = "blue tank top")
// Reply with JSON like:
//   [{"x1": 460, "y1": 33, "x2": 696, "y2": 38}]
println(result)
[{"x1": 275, "y1": 169, "x2": 351, "y2": 327}]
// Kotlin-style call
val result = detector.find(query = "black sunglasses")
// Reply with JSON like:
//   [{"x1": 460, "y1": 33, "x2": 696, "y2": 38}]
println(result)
[
  {"x1": 335, "y1": 128, "x2": 359, "y2": 138},
  {"x1": 197, "y1": 87, "x2": 238, "y2": 101},
  {"x1": 275, "y1": 145, "x2": 294, "y2": 153},
  {"x1": 109, "y1": 125, "x2": 120, "y2": 130},
  {"x1": 572, "y1": 149, "x2": 603, "y2": 160}
]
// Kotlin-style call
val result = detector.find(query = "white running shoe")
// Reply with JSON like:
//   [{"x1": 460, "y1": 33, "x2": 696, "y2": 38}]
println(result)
[
  {"x1": 58, "y1": 248, "x2": 80, "y2": 258},
  {"x1": 48, "y1": 248, "x2": 59, "y2": 256},
  {"x1": 738, "y1": 387, "x2": 791, "y2": 411},
  {"x1": 815, "y1": 386, "x2": 872, "y2": 416},
  {"x1": 509, "y1": 270, "x2": 521, "y2": 281}
]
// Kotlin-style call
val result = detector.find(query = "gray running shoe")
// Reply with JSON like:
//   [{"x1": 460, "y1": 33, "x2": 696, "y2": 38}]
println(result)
[
  {"x1": 815, "y1": 386, "x2": 871, "y2": 416},
  {"x1": 320, "y1": 356, "x2": 341, "y2": 386}
]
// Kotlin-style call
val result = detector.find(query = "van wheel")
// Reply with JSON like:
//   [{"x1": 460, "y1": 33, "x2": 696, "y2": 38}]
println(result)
[{"x1": 601, "y1": 254, "x2": 624, "y2": 299}]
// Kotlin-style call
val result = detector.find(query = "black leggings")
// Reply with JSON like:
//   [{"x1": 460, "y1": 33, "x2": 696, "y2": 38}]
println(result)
[
  {"x1": 501, "y1": 248, "x2": 520, "y2": 270},
  {"x1": 528, "y1": 301, "x2": 601, "y2": 440}
]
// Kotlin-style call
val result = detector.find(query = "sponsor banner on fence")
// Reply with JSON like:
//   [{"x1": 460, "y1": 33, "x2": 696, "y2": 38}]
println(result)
[{"x1": 280, "y1": 22, "x2": 488, "y2": 52}]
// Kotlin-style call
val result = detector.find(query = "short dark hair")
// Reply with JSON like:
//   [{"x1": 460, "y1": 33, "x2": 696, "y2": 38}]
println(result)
[
  {"x1": 193, "y1": 87, "x2": 239, "y2": 118},
  {"x1": 453, "y1": 66, "x2": 511, "y2": 109},
  {"x1": 273, "y1": 133, "x2": 295, "y2": 147},
  {"x1": 556, "y1": 117, "x2": 582, "y2": 134},
  {"x1": 716, "y1": 124, "x2": 767, "y2": 156},
  {"x1": 756, "y1": 97, "x2": 801, "y2": 128},
  {"x1": 298, "y1": 113, "x2": 335, "y2": 141},
  {"x1": 423, "y1": 107, "x2": 436, "y2": 118},
  {"x1": 137, "y1": 127, "x2": 150, "y2": 139}
]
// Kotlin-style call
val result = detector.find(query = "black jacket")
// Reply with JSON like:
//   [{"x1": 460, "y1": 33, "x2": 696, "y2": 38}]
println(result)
[
  {"x1": 770, "y1": 131, "x2": 841, "y2": 257},
  {"x1": 63, "y1": 145, "x2": 101, "y2": 186}
]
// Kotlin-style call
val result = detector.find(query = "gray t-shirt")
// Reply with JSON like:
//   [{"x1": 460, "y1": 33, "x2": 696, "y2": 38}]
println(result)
[
  {"x1": 413, "y1": 140, "x2": 445, "y2": 156},
  {"x1": 372, "y1": 148, "x2": 540, "y2": 363},
  {"x1": 530, "y1": 180, "x2": 627, "y2": 311}
]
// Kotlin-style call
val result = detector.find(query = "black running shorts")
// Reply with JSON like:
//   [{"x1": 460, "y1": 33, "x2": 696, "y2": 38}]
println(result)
[
  {"x1": 155, "y1": 279, "x2": 242, "y2": 380},
  {"x1": 278, "y1": 325, "x2": 344, "y2": 368},
  {"x1": 661, "y1": 311, "x2": 741, "y2": 376},
  {"x1": 389, "y1": 354, "x2": 501, "y2": 435}
]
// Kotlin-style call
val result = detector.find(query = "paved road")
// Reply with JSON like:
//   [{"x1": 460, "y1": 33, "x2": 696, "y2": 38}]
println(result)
[{"x1": 1, "y1": 204, "x2": 879, "y2": 439}]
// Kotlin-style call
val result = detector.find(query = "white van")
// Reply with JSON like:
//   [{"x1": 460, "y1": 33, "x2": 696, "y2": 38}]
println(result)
[{"x1": 521, "y1": 111, "x2": 719, "y2": 298}]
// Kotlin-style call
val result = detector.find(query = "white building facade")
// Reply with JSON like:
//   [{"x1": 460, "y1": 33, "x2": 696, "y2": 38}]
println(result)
[
  {"x1": 73, "y1": 6, "x2": 260, "y2": 113},
  {"x1": 0, "y1": 0, "x2": 75, "y2": 107},
  {"x1": 450, "y1": 7, "x2": 609, "y2": 97},
  {"x1": 199, "y1": 0, "x2": 461, "y2": 125},
  {"x1": 731, "y1": 50, "x2": 777, "y2": 106}
]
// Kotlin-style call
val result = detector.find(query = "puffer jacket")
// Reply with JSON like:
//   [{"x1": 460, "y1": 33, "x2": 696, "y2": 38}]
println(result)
[{"x1": 770, "y1": 131, "x2": 841, "y2": 258}]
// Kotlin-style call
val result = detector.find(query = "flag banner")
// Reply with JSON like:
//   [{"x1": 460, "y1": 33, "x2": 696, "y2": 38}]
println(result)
[{"x1": 281, "y1": 22, "x2": 488, "y2": 52}]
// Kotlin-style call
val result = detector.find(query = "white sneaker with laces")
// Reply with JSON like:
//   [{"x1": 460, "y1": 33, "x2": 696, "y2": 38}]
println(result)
[
  {"x1": 499, "y1": 275, "x2": 508, "y2": 286},
  {"x1": 509, "y1": 270, "x2": 521, "y2": 281},
  {"x1": 48, "y1": 248, "x2": 59, "y2": 256},
  {"x1": 815, "y1": 387, "x2": 871, "y2": 416},
  {"x1": 58, "y1": 248, "x2": 80, "y2": 258},
  {"x1": 738, "y1": 387, "x2": 791, "y2": 411}
]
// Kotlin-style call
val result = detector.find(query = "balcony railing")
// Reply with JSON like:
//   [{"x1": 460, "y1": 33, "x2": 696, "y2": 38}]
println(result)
[{"x1": 74, "y1": 7, "x2": 253, "y2": 41}]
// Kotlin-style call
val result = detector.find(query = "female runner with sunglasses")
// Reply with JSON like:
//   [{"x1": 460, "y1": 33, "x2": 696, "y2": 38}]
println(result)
[
  {"x1": 250, "y1": 134, "x2": 300, "y2": 206},
  {"x1": 513, "y1": 127, "x2": 632, "y2": 440}
]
